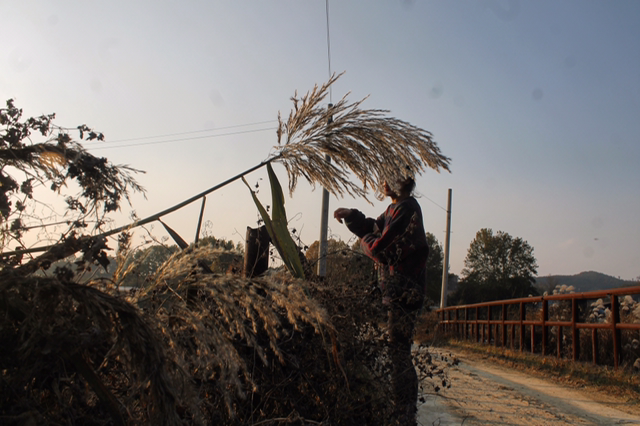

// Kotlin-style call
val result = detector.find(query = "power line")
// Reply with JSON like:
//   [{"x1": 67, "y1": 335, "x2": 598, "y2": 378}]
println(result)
[
  {"x1": 325, "y1": 0, "x2": 333, "y2": 103},
  {"x1": 83, "y1": 119, "x2": 278, "y2": 145},
  {"x1": 85, "y1": 126, "x2": 277, "y2": 151},
  {"x1": 420, "y1": 193, "x2": 448, "y2": 212}
]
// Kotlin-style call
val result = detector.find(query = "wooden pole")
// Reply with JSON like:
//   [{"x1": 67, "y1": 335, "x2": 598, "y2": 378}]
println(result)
[
  {"x1": 194, "y1": 196, "x2": 206, "y2": 244},
  {"x1": 317, "y1": 104, "x2": 333, "y2": 277},
  {"x1": 440, "y1": 188, "x2": 452, "y2": 308},
  {"x1": 4, "y1": 158, "x2": 277, "y2": 258}
]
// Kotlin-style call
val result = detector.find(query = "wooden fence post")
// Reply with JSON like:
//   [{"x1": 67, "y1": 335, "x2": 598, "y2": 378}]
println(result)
[
  {"x1": 244, "y1": 225, "x2": 270, "y2": 278},
  {"x1": 501, "y1": 304, "x2": 507, "y2": 348},
  {"x1": 475, "y1": 307, "x2": 480, "y2": 343},
  {"x1": 592, "y1": 329, "x2": 598, "y2": 365},
  {"x1": 557, "y1": 325, "x2": 562, "y2": 359},
  {"x1": 487, "y1": 306, "x2": 493, "y2": 345},
  {"x1": 611, "y1": 294, "x2": 622, "y2": 369},
  {"x1": 519, "y1": 302, "x2": 525, "y2": 352},
  {"x1": 464, "y1": 307, "x2": 469, "y2": 340},
  {"x1": 542, "y1": 299, "x2": 548, "y2": 356},
  {"x1": 530, "y1": 303, "x2": 536, "y2": 354},
  {"x1": 572, "y1": 298, "x2": 580, "y2": 361}
]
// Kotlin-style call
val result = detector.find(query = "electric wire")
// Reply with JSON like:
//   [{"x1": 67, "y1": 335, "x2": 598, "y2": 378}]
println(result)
[
  {"x1": 325, "y1": 0, "x2": 332, "y2": 104},
  {"x1": 85, "y1": 119, "x2": 277, "y2": 145},
  {"x1": 85, "y1": 126, "x2": 276, "y2": 151},
  {"x1": 420, "y1": 193, "x2": 448, "y2": 212}
]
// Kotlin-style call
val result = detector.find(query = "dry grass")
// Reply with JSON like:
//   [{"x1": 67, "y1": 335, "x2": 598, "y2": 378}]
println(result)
[
  {"x1": 0, "y1": 241, "x2": 336, "y2": 425},
  {"x1": 130, "y1": 245, "x2": 331, "y2": 419},
  {"x1": 0, "y1": 271, "x2": 188, "y2": 426},
  {"x1": 1, "y1": 234, "x2": 448, "y2": 425},
  {"x1": 273, "y1": 73, "x2": 450, "y2": 201},
  {"x1": 415, "y1": 310, "x2": 453, "y2": 347}
]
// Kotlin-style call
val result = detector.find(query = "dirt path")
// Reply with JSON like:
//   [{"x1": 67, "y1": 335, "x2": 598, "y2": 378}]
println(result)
[{"x1": 416, "y1": 346, "x2": 640, "y2": 425}]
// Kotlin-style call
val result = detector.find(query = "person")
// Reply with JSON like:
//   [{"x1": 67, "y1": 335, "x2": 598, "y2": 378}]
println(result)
[{"x1": 334, "y1": 175, "x2": 429, "y2": 425}]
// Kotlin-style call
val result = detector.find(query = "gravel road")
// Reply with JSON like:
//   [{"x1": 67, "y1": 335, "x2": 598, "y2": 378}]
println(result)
[{"x1": 416, "y1": 346, "x2": 640, "y2": 426}]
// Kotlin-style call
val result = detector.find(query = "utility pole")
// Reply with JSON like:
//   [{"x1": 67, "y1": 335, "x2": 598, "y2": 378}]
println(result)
[
  {"x1": 317, "y1": 104, "x2": 333, "y2": 277},
  {"x1": 440, "y1": 188, "x2": 452, "y2": 308}
]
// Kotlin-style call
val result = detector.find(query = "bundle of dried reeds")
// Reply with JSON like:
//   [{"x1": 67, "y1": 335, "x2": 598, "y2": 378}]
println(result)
[
  {"x1": 274, "y1": 73, "x2": 451, "y2": 201},
  {"x1": 129, "y1": 245, "x2": 331, "y2": 420},
  {"x1": 0, "y1": 271, "x2": 191, "y2": 426}
]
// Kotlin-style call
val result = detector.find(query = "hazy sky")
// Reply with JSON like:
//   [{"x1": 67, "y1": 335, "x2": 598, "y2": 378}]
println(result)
[{"x1": 2, "y1": 1, "x2": 639, "y2": 280}]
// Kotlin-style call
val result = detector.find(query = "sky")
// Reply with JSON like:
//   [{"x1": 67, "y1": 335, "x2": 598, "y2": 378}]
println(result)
[{"x1": 1, "y1": 1, "x2": 639, "y2": 280}]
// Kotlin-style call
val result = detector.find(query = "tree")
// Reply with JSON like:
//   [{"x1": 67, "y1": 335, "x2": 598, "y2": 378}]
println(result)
[
  {"x1": 0, "y1": 98, "x2": 143, "y2": 258},
  {"x1": 119, "y1": 244, "x2": 180, "y2": 287},
  {"x1": 424, "y1": 232, "x2": 444, "y2": 306},
  {"x1": 306, "y1": 238, "x2": 374, "y2": 283},
  {"x1": 0, "y1": 100, "x2": 188, "y2": 425},
  {"x1": 449, "y1": 228, "x2": 539, "y2": 305}
]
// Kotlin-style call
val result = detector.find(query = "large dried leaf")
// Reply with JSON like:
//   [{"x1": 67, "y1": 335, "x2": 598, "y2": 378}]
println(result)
[{"x1": 242, "y1": 166, "x2": 305, "y2": 279}]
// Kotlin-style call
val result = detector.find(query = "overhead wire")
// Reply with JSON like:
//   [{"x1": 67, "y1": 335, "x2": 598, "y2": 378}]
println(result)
[
  {"x1": 420, "y1": 193, "x2": 448, "y2": 212},
  {"x1": 323, "y1": 1, "x2": 446, "y2": 215},
  {"x1": 325, "y1": 0, "x2": 332, "y2": 103},
  {"x1": 80, "y1": 119, "x2": 278, "y2": 151},
  {"x1": 87, "y1": 119, "x2": 277, "y2": 145},
  {"x1": 85, "y1": 126, "x2": 277, "y2": 151}
]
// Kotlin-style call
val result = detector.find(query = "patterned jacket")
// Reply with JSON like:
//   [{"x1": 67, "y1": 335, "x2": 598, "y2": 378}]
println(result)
[{"x1": 344, "y1": 197, "x2": 429, "y2": 304}]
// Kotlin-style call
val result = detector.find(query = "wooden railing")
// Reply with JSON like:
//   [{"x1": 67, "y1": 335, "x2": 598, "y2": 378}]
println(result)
[{"x1": 437, "y1": 286, "x2": 640, "y2": 369}]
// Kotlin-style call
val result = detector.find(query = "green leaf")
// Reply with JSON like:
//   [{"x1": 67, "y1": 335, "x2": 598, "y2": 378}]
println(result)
[
  {"x1": 242, "y1": 165, "x2": 305, "y2": 279},
  {"x1": 267, "y1": 162, "x2": 286, "y2": 222}
]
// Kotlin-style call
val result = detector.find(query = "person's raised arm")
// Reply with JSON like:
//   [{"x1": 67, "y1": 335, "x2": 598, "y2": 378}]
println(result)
[{"x1": 334, "y1": 208, "x2": 380, "y2": 239}]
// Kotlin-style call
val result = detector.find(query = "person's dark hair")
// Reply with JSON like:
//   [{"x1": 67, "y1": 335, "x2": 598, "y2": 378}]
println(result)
[{"x1": 398, "y1": 176, "x2": 416, "y2": 196}]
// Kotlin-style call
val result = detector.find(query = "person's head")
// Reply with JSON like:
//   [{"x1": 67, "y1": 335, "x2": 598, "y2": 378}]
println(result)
[{"x1": 381, "y1": 175, "x2": 416, "y2": 201}]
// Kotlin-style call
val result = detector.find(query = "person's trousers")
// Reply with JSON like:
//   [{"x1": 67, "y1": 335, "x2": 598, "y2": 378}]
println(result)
[{"x1": 388, "y1": 302, "x2": 419, "y2": 424}]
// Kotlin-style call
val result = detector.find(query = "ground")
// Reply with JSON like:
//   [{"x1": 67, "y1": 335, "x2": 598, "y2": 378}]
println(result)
[{"x1": 417, "y1": 346, "x2": 640, "y2": 425}]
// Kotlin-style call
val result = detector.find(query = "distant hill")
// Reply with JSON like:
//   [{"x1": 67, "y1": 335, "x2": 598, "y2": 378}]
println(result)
[{"x1": 535, "y1": 271, "x2": 637, "y2": 293}]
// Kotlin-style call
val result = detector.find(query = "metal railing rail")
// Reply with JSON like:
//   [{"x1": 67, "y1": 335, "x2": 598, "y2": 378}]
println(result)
[{"x1": 437, "y1": 286, "x2": 640, "y2": 369}]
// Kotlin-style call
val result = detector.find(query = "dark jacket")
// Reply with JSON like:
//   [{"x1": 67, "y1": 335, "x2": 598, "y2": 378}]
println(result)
[{"x1": 345, "y1": 197, "x2": 429, "y2": 307}]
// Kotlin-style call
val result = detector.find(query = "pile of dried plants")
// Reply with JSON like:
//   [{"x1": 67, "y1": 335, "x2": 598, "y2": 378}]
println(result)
[
  {"x1": 2, "y1": 236, "x2": 443, "y2": 425},
  {"x1": 123, "y1": 241, "x2": 402, "y2": 425}
]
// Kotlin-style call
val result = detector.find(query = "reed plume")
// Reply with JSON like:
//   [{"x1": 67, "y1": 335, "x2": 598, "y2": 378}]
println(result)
[{"x1": 274, "y1": 73, "x2": 451, "y2": 201}]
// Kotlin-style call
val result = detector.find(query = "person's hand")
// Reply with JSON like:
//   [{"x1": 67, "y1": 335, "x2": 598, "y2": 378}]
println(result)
[{"x1": 333, "y1": 208, "x2": 352, "y2": 224}]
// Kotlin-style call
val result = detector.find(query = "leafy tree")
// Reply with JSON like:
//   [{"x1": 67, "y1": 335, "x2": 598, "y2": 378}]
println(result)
[
  {"x1": 0, "y1": 98, "x2": 144, "y2": 259},
  {"x1": 0, "y1": 101, "x2": 190, "y2": 425},
  {"x1": 424, "y1": 232, "x2": 444, "y2": 306},
  {"x1": 449, "y1": 228, "x2": 539, "y2": 305},
  {"x1": 197, "y1": 235, "x2": 237, "y2": 251},
  {"x1": 196, "y1": 236, "x2": 243, "y2": 274},
  {"x1": 119, "y1": 244, "x2": 180, "y2": 287},
  {"x1": 306, "y1": 238, "x2": 375, "y2": 283}
]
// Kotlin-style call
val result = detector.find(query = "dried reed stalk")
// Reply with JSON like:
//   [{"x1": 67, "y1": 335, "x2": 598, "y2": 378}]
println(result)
[{"x1": 274, "y1": 72, "x2": 451, "y2": 201}]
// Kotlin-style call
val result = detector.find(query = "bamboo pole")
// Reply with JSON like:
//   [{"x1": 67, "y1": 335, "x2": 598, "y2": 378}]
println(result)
[{"x1": 2, "y1": 158, "x2": 277, "y2": 258}]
